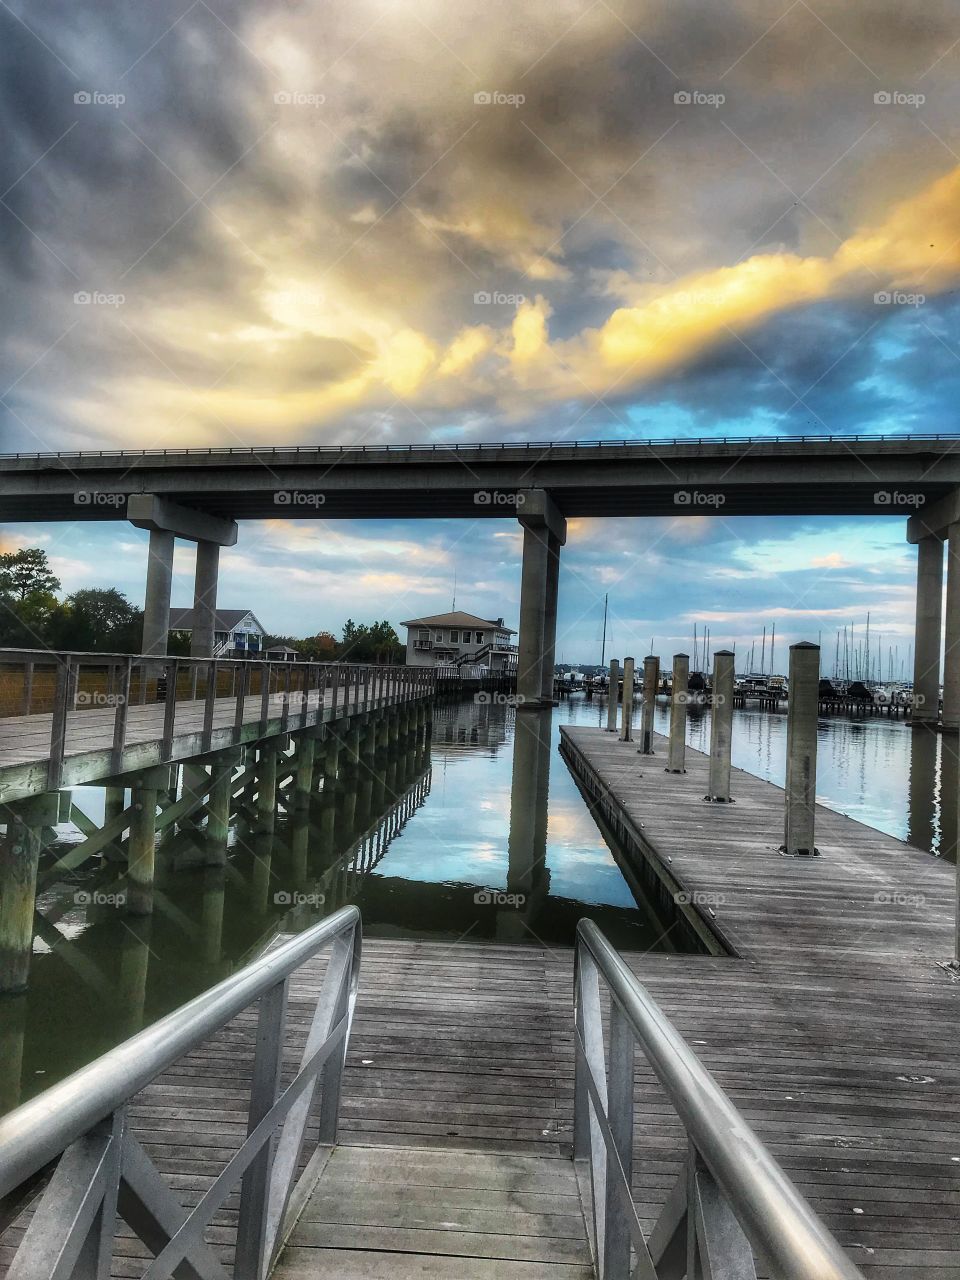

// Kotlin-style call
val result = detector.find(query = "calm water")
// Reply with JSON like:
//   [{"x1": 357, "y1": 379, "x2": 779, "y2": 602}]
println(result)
[
  {"x1": 2, "y1": 698, "x2": 682, "y2": 1113},
  {"x1": 2, "y1": 692, "x2": 949, "y2": 1113}
]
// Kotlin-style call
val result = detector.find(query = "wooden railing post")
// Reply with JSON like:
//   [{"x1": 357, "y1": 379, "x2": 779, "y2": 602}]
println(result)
[{"x1": 47, "y1": 656, "x2": 76, "y2": 790}]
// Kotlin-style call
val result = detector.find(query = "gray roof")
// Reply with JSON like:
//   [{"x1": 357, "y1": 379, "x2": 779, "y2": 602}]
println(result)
[
  {"x1": 168, "y1": 608, "x2": 263, "y2": 632},
  {"x1": 400, "y1": 610, "x2": 515, "y2": 633}
]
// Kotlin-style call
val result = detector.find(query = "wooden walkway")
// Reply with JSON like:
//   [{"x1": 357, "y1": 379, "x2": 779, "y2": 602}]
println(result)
[{"x1": 0, "y1": 683, "x2": 412, "y2": 802}]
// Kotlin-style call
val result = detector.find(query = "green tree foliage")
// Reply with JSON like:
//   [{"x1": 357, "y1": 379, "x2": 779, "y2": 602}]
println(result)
[
  {"x1": 337, "y1": 619, "x2": 404, "y2": 663},
  {"x1": 47, "y1": 588, "x2": 143, "y2": 653},
  {"x1": 0, "y1": 548, "x2": 62, "y2": 647}
]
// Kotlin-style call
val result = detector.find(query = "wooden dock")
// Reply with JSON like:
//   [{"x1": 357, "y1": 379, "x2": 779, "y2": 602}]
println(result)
[
  {"x1": 560, "y1": 725, "x2": 960, "y2": 1278},
  {"x1": 3, "y1": 725, "x2": 959, "y2": 1278}
]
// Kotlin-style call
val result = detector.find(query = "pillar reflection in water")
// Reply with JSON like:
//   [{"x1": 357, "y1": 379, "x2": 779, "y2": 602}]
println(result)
[
  {"x1": 117, "y1": 916, "x2": 152, "y2": 1040},
  {"x1": 501, "y1": 707, "x2": 552, "y2": 941},
  {"x1": 907, "y1": 724, "x2": 938, "y2": 855}
]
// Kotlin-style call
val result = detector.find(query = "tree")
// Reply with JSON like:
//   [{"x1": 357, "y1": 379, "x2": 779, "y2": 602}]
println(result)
[
  {"x1": 57, "y1": 588, "x2": 143, "y2": 652},
  {"x1": 336, "y1": 619, "x2": 404, "y2": 664},
  {"x1": 0, "y1": 548, "x2": 62, "y2": 647},
  {"x1": 0, "y1": 548, "x2": 61, "y2": 602}
]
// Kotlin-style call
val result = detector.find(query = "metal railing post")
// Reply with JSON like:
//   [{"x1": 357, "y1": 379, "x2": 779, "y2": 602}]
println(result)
[{"x1": 235, "y1": 979, "x2": 288, "y2": 1280}]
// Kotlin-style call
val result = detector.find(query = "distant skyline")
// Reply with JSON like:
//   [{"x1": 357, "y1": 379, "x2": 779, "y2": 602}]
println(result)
[{"x1": 1, "y1": 1, "x2": 957, "y2": 661}]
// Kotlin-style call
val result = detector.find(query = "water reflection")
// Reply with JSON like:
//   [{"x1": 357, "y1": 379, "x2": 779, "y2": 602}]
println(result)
[{"x1": 9, "y1": 699, "x2": 682, "y2": 1112}]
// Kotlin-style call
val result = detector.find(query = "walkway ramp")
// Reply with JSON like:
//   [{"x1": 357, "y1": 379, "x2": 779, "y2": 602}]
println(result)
[{"x1": 276, "y1": 1144, "x2": 593, "y2": 1279}]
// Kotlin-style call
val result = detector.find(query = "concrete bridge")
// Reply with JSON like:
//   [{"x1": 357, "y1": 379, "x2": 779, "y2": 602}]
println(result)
[{"x1": 2, "y1": 433, "x2": 960, "y2": 716}]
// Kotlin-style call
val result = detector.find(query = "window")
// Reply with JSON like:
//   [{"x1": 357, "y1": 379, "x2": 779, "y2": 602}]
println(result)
[
  {"x1": 418, "y1": 628, "x2": 429, "y2": 640},
  {"x1": 435, "y1": 632, "x2": 443, "y2": 642},
  {"x1": 450, "y1": 629, "x2": 459, "y2": 642},
  {"x1": 475, "y1": 631, "x2": 483, "y2": 643}
]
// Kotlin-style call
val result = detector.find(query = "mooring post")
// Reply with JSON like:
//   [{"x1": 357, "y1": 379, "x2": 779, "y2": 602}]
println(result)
[
  {"x1": 667, "y1": 653, "x2": 689, "y2": 773},
  {"x1": 606, "y1": 659, "x2": 620, "y2": 732},
  {"x1": 0, "y1": 798, "x2": 48, "y2": 994},
  {"x1": 783, "y1": 641, "x2": 821, "y2": 855},
  {"x1": 640, "y1": 654, "x2": 659, "y2": 754},
  {"x1": 128, "y1": 777, "x2": 160, "y2": 915},
  {"x1": 706, "y1": 650, "x2": 735, "y2": 801},
  {"x1": 619, "y1": 657, "x2": 635, "y2": 742}
]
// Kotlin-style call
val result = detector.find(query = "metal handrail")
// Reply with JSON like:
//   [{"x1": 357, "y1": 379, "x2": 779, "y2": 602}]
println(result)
[
  {"x1": 0, "y1": 906, "x2": 362, "y2": 1280},
  {"x1": 574, "y1": 920, "x2": 865, "y2": 1280},
  {"x1": 0, "y1": 432, "x2": 958, "y2": 460}
]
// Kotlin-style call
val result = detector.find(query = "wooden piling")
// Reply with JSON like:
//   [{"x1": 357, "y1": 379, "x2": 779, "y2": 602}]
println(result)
[
  {"x1": 127, "y1": 780, "x2": 159, "y2": 915},
  {"x1": 256, "y1": 742, "x2": 279, "y2": 834},
  {"x1": 0, "y1": 803, "x2": 44, "y2": 994}
]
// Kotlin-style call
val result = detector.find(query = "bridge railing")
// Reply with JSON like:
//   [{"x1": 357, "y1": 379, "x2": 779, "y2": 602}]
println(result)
[
  {"x1": 0, "y1": 906, "x2": 362, "y2": 1280},
  {"x1": 0, "y1": 649, "x2": 434, "y2": 788},
  {"x1": 574, "y1": 919, "x2": 865, "y2": 1280},
  {"x1": 0, "y1": 432, "x2": 957, "y2": 459}
]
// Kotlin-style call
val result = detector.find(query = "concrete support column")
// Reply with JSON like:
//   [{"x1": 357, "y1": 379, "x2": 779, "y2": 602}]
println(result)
[
  {"x1": 190, "y1": 540, "x2": 221, "y2": 658},
  {"x1": 640, "y1": 654, "x2": 659, "y2": 754},
  {"x1": 0, "y1": 807, "x2": 43, "y2": 994},
  {"x1": 912, "y1": 535, "x2": 944, "y2": 724},
  {"x1": 706, "y1": 650, "x2": 735, "y2": 802},
  {"x1": 943, "y1": 523, "x2": 960, "y2": 731},
  {"x1": 667, "y1": 653, "x2": 689, "y2": 773},
  {"x1": 619, "y1": 658, "x2": 635, "y2": 742},
  {"x1": 128, "y1": 783, "x2": 159, "y2": 915},
  {"x1": 517, "y1": 523, "x2": 549, "y2": 707},
  {"x1": 539, "y1": 534, "x2": 561, "y2": 703},
  {"x1": 606, "y1": 659, "x2": 620, "y2": 733},
  {"x1": 142, "y1": 528, "x2": 175, "y2": 658},
  {"x1": 783, "y1": 642, "x2": 820, "y2": 856}
]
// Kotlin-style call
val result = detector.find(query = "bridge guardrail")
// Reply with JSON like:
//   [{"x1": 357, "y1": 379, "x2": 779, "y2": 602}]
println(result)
[
  {"x1": 0, "y1": 906, "x2": 362, "y2": 1280},
  {"x1": 0, "y1": 432, "x2": 957, "y2": 460},
  {"x1": 574, "y1": 919, "x2": 865, "y2": 1280}
]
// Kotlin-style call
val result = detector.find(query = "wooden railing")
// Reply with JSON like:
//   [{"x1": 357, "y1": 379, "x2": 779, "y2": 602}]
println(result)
[{"x1": 0, "y1": 649, "x2": 434, "y2": 789}]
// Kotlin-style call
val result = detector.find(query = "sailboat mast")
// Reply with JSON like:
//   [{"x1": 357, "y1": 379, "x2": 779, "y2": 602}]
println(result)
[{"x1": 600, "y1": 593, "x2": 608, "y2": 668}]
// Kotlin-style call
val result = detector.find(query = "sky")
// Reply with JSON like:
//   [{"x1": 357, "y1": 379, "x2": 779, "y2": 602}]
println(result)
[{"x1": 1, "y1": 0, "x2": 958, "y2": 667}]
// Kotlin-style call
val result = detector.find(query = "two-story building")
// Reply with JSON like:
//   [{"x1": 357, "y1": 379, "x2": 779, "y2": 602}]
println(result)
[
  {"x1": 168, "y1": 607, "x2": 273, "y2": 658},
  {"x1": 400, "y1": 611, "x2": 517, "y2": 671}
]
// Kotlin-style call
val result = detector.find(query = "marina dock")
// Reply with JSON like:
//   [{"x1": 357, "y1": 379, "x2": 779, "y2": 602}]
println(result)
[{"x1": 560, "y1": 725, "x2": 960, "y2": 1277}]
